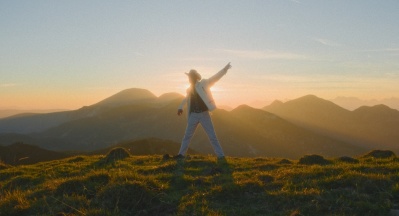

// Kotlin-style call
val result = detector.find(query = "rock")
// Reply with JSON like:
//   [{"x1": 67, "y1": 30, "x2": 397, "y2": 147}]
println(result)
[
  {"x1": 337, "y1": 156, "x2": 359, "y2": 163},
  {"x1": 277, "y1": 159, "x2": 293, "y2": 164},
  {"x1": 362, "y1": 150, "x2": 396, "y2": 159},
  {"x1": 298, "y1": 154, "x2": 331, "y2": 165},
  {"x1": 103, "y1": 147, "x2": 131, "y2": 163}
]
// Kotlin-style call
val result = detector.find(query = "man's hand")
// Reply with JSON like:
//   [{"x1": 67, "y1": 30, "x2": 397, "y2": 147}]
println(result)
[
  {"x1": 224, "y1": 62, "x2": 232, "y2": 71},
  {"x1": 177, "y1": 109, "x2": 183, "y2": 116}
]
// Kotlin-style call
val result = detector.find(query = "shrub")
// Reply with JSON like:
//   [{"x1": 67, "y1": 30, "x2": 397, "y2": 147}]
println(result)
[
  {"x1": 298, "y1": 154, "x2": 331, "y2": 165},
  {"x1": 277, "y1": 159, "x2": 292, "y2": 164},
  {"x1": 337, "y1": 156, "x2": 359, "y2": 163},
  {"x1": 362, "y1": 150, "x2": 396, "y2": 159},
  {"x1": 103, "y1": 147, "x2": 131, "y2": 163}
]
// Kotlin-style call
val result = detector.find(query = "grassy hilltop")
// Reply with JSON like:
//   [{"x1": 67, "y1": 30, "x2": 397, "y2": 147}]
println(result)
[{"x1": 1, "y1": 149, "x2": 398, "y2": 216}]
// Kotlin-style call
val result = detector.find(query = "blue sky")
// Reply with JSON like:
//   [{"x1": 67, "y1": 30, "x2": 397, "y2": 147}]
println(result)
[{"x1": 1, "y1": 0, "x2": 399, "y2": 109}]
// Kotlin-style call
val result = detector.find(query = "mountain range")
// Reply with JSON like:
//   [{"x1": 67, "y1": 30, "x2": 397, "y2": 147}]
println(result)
[
  {"x1": 331, "y1": 96, "x2": 399, "y2": 111},
  {"x1": 0, "y1": 88, "x2": 397, "y2": 159},
  {"x1": 263, "y1": 95, "x2": 399, "y2": 153}
]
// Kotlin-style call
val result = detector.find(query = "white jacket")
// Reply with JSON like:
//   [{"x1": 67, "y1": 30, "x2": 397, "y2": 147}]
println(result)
[{"x1": 178, "y1": 67, "x2": 228, "y2": 117}]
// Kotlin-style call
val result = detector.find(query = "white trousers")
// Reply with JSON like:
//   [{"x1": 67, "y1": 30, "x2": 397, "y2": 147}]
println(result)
[{"x1": 178, "y1": 111, "x2": 225, "y2": 157}]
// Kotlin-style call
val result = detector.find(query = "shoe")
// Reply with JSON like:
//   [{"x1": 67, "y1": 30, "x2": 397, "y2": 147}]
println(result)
[
  {"x1": 173, "y1": 154, "x2": 185, "y2": 159},
  {"x1": 217, "y1": 156, "x2": 227, "y2": 163},
  {"x1": 162, "y1": 154, "x2": 170, "y2": 160}
]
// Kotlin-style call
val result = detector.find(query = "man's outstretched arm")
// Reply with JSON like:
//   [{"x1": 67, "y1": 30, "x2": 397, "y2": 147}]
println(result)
[
  {"x1": 177, "y1": 97, "x2": 187, "y2": 116},
  {"x1": 207, "y1": 62, "x2": 232, "y2": 86}
]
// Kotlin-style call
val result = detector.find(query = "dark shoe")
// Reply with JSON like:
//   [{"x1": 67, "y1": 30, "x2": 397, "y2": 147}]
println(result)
[
  {"x1": 217, "y1": 156, "x2": 226, "y2": 161},
  {"x1": 217, "y1": 156, "x2": 228, "y2": 165},
  {"x1": 162, "y1": 154, "x2": 170, "y2": 160},
  {"x1": 173, "y1": 154, "x2": 185, "y2": 159}
]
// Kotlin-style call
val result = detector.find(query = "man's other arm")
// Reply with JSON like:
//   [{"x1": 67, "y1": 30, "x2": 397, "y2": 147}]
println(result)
[{"x1": 177, "y1": 95, "x2": 187, "y2": 116}]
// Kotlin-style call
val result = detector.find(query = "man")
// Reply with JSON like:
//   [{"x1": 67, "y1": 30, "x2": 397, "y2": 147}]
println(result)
[{"x1": 176, "y1": 62, "x2": 232, "y2": 158}]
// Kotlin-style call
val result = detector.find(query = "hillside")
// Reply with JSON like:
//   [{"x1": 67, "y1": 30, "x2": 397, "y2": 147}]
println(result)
[
  {"x1": 0, "y1": 152, "x2": 398, "y2": 215},
  {"x1": 0, "y1": 138, "x2": 199, "y2": 166},
  {"x1": 0, "y1": 143, "x2": 68, "y2": 165},
  {"x1": 263, "y1": 95, "x2": 399, "y2": 153}
]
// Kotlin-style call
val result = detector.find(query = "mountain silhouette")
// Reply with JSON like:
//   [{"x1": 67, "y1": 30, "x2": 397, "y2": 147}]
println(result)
[
  {"x1": 157, "y1": 92, "x2": 184, "y2": 102},
  {"x1": 332, "y1": 96, "x2": 399, "y2": 111},
  {"x1": 94, "y1": 88, "x2": 157, "y2": 107},
  {"x1": 353, "y1": 104, "x2": 399, "y2": 121},
  {"x1": 0, "y1": 88, "x2": 164, "y2": 134},
  {"x1": 0, "y1": 94, "x2": 365, "y2": 158},
  {"x1": 1, "y1": 89, "x2": 396, "y2": 158},
  {"x1": 263, "y1": 95, "x2": 399, "y2": 153}
]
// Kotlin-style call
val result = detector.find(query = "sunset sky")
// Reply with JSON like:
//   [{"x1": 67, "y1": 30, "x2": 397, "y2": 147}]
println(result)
[{"x1": 1, "y1": 0, "x2": 399, "y2": 110}]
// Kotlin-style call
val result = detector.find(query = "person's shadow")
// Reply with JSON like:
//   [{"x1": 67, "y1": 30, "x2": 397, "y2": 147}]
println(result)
[
  {"x1": 215, "y1": 157, "x2": 235, "y2": 196},
  {"x1": 167, "y1": 156, "x2": 235, "y2": 215}
]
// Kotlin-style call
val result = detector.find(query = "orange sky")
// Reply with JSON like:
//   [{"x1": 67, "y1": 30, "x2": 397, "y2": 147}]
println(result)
[{"x1": 1, "y1": 1, "x2": 399, "y2": 110}]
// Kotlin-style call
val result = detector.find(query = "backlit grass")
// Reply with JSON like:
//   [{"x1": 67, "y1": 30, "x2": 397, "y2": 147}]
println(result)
[{"x1": 0, "y1": 154, "x2": 398, "y2": 215}]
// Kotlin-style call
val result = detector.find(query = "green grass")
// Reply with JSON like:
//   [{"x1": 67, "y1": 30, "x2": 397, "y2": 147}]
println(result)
[{"x1": 0, "y1": 154, "x2": 398, "y2": 215}]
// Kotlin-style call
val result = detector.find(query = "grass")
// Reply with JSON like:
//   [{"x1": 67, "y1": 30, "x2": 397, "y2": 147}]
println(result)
[{"x1": 0, "y1": 153, "x2": 398, "y2": 215}]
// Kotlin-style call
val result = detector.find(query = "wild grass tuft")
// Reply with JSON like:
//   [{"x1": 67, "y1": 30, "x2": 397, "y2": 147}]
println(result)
[{"x1": 0, "y1": 160, "x2": 11, "y2": 170}]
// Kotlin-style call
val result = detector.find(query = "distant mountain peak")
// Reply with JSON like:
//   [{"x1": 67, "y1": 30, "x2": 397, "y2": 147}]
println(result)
[
  {"x1": 263, "y1": 94, "x2": 351, "y2": 124},
  {"x1": 352, "y1": 104, "x2": 399, "y2": 122},
  {"x1": 158, "y1": 92, "x2": 183, "y2": 101},
  {"x1": 94, "y1": 88, "x2": 157, "y2": 107},
  {"x1": 232, "y1": 104, "x2": 255, "y2": 112},
  {"x1": 300, "y1": 94, "x2": 319, "y2": 99},
  {"x1": 263, "y1": 100, "x2": 284, "y2": 110},
  {"x1": 332, "y1": 96, "x2": 399, "y2": 111},
  {"x1": 231, "y1": 104, "x2": 274, "y2": 116},
  {"x1": 354, "y1": 104, "x2": 398, "y2": 114},
  {"x1": 368, "y1": 104, "x2": 391, "y2": 110},
  {"x1": 289, "y1": 94, "x2": 346, "y2": 110},
  {"x1": 270, "y1": 100, "x2": 284, "y2": 105},
  {"x1": 113, "y1": 88, "x2": 156, "y2": 98},
  {"x1": 295, "y1": 94, "x2": 325, "y2": 102}
]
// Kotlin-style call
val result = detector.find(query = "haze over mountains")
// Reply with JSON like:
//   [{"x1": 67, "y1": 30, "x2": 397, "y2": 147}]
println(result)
[
  {"x1": 2, "y1": 95, "x2": 399, "y2": 119},
  {"x1": 331, "y1": 96, "x2": 399, "y2": 111},
  {"x1": 0, "y1": 88, "x2": 398, "y2": 159},
  {"x1": 0, "y1": 109, "x2": 69, "y2": 119},
  {"x1": 263, "y1": 95, "x2": 399, "y2": 153}
]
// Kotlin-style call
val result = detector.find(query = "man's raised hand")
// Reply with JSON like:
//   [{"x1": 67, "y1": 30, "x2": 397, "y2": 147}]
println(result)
[{"x1": 224, "y1": 62, "x2": 232, "y2": 70}]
